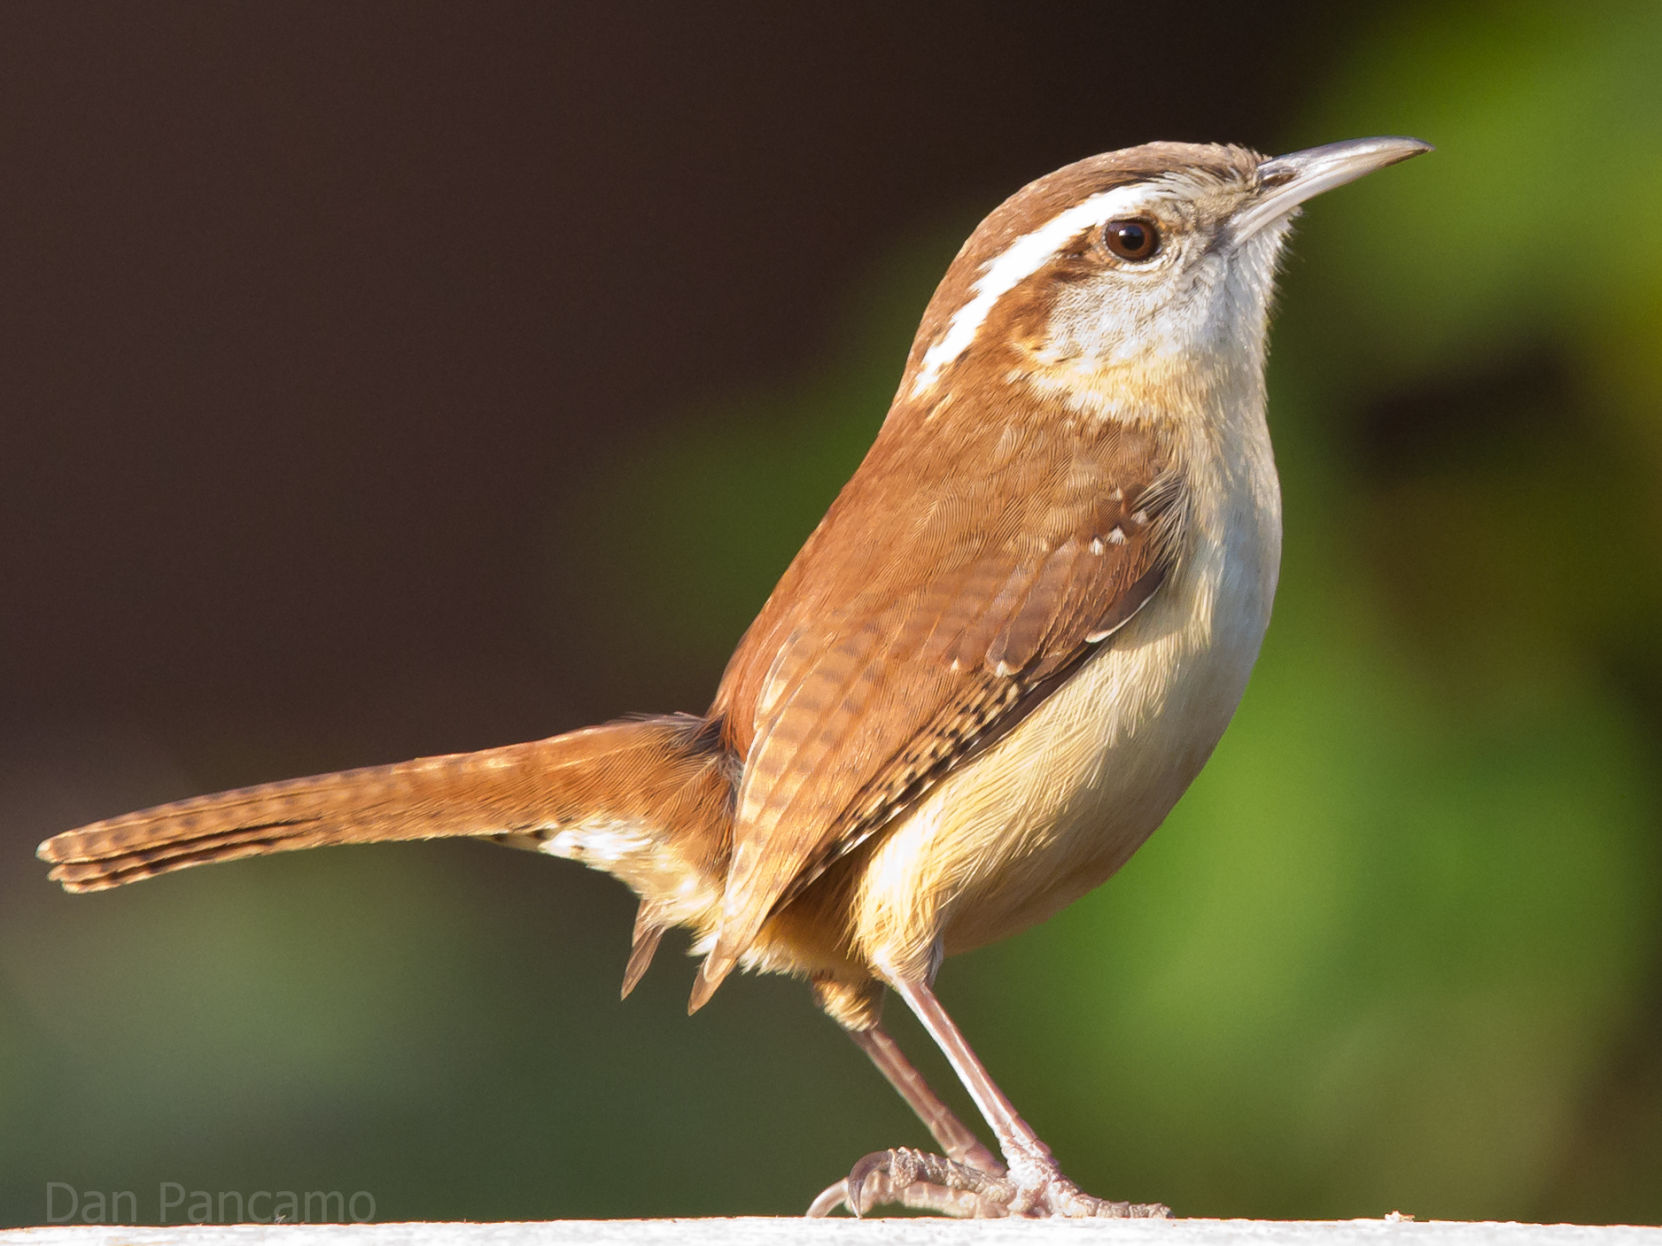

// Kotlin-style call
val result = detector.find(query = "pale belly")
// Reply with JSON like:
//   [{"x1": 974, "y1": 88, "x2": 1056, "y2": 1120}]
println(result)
[{"x1": 846, "y1": 506, "x2": 1280, "y2": 981}]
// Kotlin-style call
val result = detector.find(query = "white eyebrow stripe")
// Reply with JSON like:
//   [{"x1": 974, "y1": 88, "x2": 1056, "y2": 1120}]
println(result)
[{"x1": 909, "y1": 181, "x2": 1156, "y2": 397}]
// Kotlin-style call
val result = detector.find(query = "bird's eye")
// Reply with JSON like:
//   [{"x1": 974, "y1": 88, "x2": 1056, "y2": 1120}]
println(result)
[{"x1": 1102, "y1": 218, "x2": 1161, "y2": 262}]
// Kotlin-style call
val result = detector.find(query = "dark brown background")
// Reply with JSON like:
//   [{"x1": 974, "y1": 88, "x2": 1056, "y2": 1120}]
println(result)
[{"x1": 1, "y1": 3, "x2": 1337, "y2": 761}]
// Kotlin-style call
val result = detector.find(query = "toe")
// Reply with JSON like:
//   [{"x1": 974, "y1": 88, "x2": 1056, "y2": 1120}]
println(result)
[{"x1": 817, "y1": 1147, "x2": 1017, "y2": 1218}]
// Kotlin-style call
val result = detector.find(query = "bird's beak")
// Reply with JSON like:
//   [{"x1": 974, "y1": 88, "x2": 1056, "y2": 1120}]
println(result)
[{"x1": 1231, "y1": 136, "x2": 1432, "y2": 242}]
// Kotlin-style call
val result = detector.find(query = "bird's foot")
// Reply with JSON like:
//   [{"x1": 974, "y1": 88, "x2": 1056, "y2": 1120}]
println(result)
[
  {"x1": 806, "y1": 1146, "x2": 1171, "y2": 1219},
  {"x1": 807, "y1": 1147, "x2": 1009, "y2": 1218},
  {"x1": 1008, "y1": 1165, "x2": 1172, "y2": 1219}
]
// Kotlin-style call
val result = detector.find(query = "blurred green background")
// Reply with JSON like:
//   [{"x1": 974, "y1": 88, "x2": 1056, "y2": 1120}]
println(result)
[{"x1": 3, "y1": 0, "x2": 1659, "y2": 1228}]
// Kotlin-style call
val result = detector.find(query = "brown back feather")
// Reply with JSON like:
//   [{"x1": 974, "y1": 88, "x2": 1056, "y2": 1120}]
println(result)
[{"x1": 694, "y1": 407, "x2": 1187, "y2": 1006}]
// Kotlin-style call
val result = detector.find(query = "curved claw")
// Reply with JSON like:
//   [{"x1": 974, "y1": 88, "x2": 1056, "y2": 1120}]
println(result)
[{"x1": 806, "y1": 1179, "x2": 851, "y2": 1218}]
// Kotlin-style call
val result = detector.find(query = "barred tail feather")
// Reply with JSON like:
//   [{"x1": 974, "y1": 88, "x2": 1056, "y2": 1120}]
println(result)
[{"x1": 38, "y1": 715, "x2": 737, "y2": 919}]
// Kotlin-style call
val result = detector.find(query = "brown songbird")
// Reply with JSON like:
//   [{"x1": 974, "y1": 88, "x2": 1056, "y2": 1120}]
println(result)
[{"x1": 39, "y1": 136, "x2": 1430, "y2": 1218}]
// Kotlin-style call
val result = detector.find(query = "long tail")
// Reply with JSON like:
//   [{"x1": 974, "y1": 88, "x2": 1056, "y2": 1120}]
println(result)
[{"x1": 37, "y1": 714, "x2": 737, "y2": 991}]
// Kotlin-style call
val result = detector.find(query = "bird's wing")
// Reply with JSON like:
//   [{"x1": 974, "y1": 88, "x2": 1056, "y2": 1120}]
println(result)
[{"x1": 695, "y1": 407, "x2": 1188, "y2": 1001}]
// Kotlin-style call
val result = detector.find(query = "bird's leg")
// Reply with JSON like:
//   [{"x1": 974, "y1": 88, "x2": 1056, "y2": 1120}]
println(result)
[
  {"x1": 839, "y1": 977, "x2": 1171, "y2": 1219},
  {"x1": 807, "y1": 1025, "x2": 1007, "y2": 1217},
  {"x1": 895, "y1": 977, "x2": 1054, "y2": 1177},
  {"x1": 849, "y1": 1026, "x2": 1003, "y2": 1173}
]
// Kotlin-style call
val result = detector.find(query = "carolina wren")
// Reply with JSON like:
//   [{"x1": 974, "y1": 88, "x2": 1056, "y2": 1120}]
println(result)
[{"x1": 39, "y1": 137, "x2": 1429, "y2": 1218}]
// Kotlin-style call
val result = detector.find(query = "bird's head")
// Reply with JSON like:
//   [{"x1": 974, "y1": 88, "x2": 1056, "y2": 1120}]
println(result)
[{"x1": 902, "y1": 138, "x2": 1430, "y2": 419}]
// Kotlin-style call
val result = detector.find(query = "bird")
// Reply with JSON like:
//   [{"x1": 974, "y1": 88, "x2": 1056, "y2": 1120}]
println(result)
[{"x1": 38, "y1": 136, "x2": 1430, "y2": 1218}]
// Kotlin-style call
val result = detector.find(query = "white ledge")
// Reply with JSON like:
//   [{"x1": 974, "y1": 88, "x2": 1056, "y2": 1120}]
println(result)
[{"x1": 3, "y1": 1221, "x2": 1660, "y2": 1246}]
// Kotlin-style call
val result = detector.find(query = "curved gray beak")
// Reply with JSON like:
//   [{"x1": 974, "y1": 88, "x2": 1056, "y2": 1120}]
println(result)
[{"x1": 1232, "y1": 136, "x2": 1432, "y2": 241}]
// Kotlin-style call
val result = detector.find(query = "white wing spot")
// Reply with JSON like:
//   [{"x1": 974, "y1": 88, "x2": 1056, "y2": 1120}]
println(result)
[{"x1": 541, "y1": 819, "x2": 650, "y2": 866}]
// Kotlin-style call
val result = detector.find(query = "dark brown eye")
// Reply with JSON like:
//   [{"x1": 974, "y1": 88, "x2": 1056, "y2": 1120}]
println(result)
[{"x1": 1102, "y1": 218, "x2": 1160, "y2": 262}]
